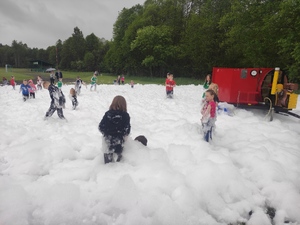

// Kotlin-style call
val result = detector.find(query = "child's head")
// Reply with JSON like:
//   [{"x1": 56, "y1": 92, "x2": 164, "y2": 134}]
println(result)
[
  {"x1": 43, "y1": 81, "x2": 50, "y2": 89},
  {"x1": 11, "y1": 76, "x2": 14, "y2": 78},
  {"x1": 23, "y1": 79, "x2": 27, "y2": 85},
  {"x1": 59, "y1": 78, "x2": 62, "y2": 81},
  {"x1": 28, "y1": 79, "x2": 33, "y2": 84},
  {"x1": 169, "y1": 74, "x2": 173, "y2": 80},
  {"x1": 70, "y1": 88, "x2": 76, "y2": 95},
  {"x1": 134, "y1": 135, "x2": 148, "y2": 146},
  {"x1": 109, "y1": 95, "x2": 127, "y2": 112},
  {"x1": 208, "y1": 83, "x2": 218, "y2": 95},
  {"x1": 205, "y1": 89, "x2": 215, "y2": 102},
  {"x1": 205, "y1": 74, "x2": 211, "y2": 82}
]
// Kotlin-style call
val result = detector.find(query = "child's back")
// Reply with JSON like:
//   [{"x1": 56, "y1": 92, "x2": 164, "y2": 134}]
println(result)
[{"x1": 99, "y1": 95, "x2": 131, "y2": 163}]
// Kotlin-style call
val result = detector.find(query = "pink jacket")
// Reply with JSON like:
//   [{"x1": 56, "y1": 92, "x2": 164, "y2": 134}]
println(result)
[{"x1": 28, "y1": 80, "x2": 37, "y2": 93}]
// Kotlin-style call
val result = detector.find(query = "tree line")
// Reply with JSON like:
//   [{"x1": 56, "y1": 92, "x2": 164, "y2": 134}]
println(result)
[{"x1": 0, "y1": 0, "x2": 299, "y2": 82}]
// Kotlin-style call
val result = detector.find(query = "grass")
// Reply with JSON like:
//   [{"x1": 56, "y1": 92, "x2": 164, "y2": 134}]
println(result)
[{"x1": 1, "y1": 68, "x2": 202, "y2": 86}]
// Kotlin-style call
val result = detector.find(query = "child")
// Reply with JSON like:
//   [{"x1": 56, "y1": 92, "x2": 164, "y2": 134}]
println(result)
[
  {"x1": 99, "y1": 95, "x2": 131, "y2": 164},
  {"x1": 19, "y1": 79, "x2": 31, "y2": 101},
  {"x1": 28, "y1": 79, "x2": 37, "y2": 99},
  {"x1": 201, "y1": 89, "x2": 217, "y2": 142},
  {"x1": 90, "y1": 73, "x2": 97, "y2": 91},
  {"x1": 165, "y1": 72, "x2": 170, "y2": 86},
  {"x1": 165, "y1": 74, "x2": 176, "y2": 98},
  {"x1": 43, "y1": 81, "x2": 66, "y2": 120},
  {"x1": 10, "y1": 76, "x2": 16, "y2": 90},
  {"x1": 36, "y1": 76, "x2": 43, "y2": 90},
  {"x1": 121, "y1": 75, "x2": 125, "y2": 84},
  {"x1": 117, "y1": 75, "x2": 121, "y2": 85},
  {"x1": 208, "y1": 83, "x2": 219, "y2": 105},
  {"x1": 57, "y1": 78, "x2": 63, "y2": 89},
  {"x1": 75, "y1": 76, "x2": 84, "y2": 95},
  {"x1": 2, "y1": 77, "x2": 8, "y2": 86},
  {"x1": 202, "y1": 74, "x2": 212, "y2": 100},
  {"x1": 69, "y1": 88, "x2": 78, "y2": 110},
  {"x1": 130, "y1": 80, "x2": 134, "y2": 88}
]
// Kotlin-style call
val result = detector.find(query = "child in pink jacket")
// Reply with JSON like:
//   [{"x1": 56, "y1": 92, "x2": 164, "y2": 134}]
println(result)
[{"x1": 28, "y1": 79, "x2": 37, "y2": 99}]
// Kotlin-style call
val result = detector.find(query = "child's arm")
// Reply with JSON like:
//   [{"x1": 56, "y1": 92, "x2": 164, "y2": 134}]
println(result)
[{"x1": 201, "y1": 104, "x2": 211, "y2": 122}]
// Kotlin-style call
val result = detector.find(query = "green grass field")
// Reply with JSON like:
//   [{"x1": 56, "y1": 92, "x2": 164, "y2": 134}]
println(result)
[{"x1": 1, "y1": 68, "x2": 202, "y2": 86}]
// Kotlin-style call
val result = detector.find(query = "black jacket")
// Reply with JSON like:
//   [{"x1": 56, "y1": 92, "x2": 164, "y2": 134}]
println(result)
[
  {"x1": 48, "y1": 84, "x2": 65, "y2": 107},
  {"x1": 99, "y1": 110, "x2": 131, "y2": 138}
]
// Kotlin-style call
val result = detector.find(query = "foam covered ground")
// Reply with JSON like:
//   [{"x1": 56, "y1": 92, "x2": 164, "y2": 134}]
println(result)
[{"x1": 0, "y1": 83, "x2": 299, "y2": 225}]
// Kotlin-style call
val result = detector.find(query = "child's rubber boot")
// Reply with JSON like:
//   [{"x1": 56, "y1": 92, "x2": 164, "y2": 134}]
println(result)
[
  {"x1": 104, "y1": 153, "x2": 113, "y2": 164},
  {"x1": 116, "y1": 154, "x2": 122, "y2": 162}
]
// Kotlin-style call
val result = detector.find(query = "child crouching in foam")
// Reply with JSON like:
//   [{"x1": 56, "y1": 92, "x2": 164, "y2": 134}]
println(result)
[
  {"x1": 99, "y1": 95, "x2": 131, "y2": 164},
  {"x1": 69, "y1": 88, "x2": 78, "y2": 110},
  {"x1": 201, "y1": 89, "x2": 217, "y2": 142}
]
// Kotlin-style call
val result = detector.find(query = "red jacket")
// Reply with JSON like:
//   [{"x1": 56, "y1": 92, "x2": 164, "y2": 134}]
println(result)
[
  {"x1": 10, "y1": 78, "x2": 15, "y2": 86},
  {"x1": 166, "y1": 79, "x2": 176, "y2": 91}
]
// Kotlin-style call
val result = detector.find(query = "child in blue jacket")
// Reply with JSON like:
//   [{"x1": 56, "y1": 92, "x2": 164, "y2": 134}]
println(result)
[{"x1": 19, "y1": 79, "x2": 31, "y2": 101}]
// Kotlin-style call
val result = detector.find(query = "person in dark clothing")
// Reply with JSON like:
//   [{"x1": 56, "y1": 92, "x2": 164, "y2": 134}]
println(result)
[
  {"x1": 43, "y1": 81, "x2": 66, "y2": 120},
  {"x1": 55, "y1": 70, "x2": 63, "y2": 80},
  {"x1": 99, "y1": 95, "x2": 131, "y2": 164},
  {"x1": 75, "y1": 76, "x2": 85, "y2": 95}
]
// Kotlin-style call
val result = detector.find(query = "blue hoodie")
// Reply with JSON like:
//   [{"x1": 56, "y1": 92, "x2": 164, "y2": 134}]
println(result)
[{"x1": 20, "y1": 84, "x2": 31, "y2": 95}]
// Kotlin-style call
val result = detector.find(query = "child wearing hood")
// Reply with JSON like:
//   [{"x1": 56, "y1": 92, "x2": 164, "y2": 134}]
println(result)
[{"x1": 99, "y1": 95, "x2": 131, "y2": 163}]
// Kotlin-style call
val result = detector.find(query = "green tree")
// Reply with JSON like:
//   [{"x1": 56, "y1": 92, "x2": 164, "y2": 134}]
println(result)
[
  {"x1": 84, "y1": 52, "x2": 95, "y2": 71},
  {"x1": 272, "y1": 0, "x2": 300, "y2": 82},
  {"x1": 11, "y1": 40, "x2": 28, "y2": 67},
  {"x1": 131, "y1": 25, "x2": 176, "y2": 76},
  {"x1": 219, "y1": 0, "x2": 282, "y2": 67}
]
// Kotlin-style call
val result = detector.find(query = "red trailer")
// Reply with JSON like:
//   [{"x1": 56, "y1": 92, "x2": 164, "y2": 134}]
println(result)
[{"x1": 212, "y1": 67, "x2": 299, "y2": 119}]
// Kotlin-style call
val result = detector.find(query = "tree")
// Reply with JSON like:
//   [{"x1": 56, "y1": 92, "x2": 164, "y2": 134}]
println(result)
[
  {"x1": 131, "y1": 25, "x2": 176, "y2": 76},
  {"x1": 84, "y1": 52, "x2": 95, "y2": 71},
  {"x1": 11, "y1": 40, "x2": 28, "y2": 67},
  {"x1": 272, "y1": 0, "x2": 300, "y2": 82}
]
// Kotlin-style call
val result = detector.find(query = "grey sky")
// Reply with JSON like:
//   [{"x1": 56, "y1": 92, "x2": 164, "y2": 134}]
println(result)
[{"x1": 0, "y1": 0, "x2": 145, "y2": 49}]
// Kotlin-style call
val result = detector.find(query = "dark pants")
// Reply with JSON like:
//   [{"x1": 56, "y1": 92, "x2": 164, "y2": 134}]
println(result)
[
  {"x1": 22, "y1": 94, "x2": 29, "y2": 101},
  {"x1": 166, "y1": 90, "x2": 173, "y2": 98},
  {"x1": 72, "y1": 97, "x2": 78, "y2": 110},
  {"x1": 103, "y1": 136, "x2": 124, "y2": 163},
  {"x1": 30, "y1": 92, "x2": 35, "y2": 99},
  {"x1": 45, "y1": 102, "x2": 65, "y2": 119}
]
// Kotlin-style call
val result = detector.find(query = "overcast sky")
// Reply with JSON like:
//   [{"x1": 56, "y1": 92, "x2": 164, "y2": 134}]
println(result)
[{"x1": 0, "y1": 0, "x2": 145, "y2": 49}]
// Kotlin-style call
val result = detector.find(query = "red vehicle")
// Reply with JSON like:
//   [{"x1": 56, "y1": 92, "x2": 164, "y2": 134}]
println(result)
[{"x1": 212, "y1": 67, "x2": 299, "y2": 119}]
